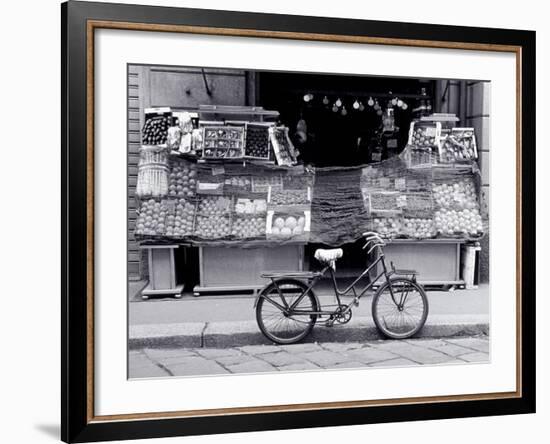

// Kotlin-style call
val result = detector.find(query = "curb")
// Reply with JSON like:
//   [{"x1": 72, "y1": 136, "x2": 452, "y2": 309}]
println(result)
[{"x1": 129, "y1": 315, "x2": 489, "y2": 349}]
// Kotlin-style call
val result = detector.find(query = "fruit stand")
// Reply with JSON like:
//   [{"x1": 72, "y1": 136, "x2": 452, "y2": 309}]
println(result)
[{"x1": 133, "y1": 106, "x2": 486, "y2": 297}]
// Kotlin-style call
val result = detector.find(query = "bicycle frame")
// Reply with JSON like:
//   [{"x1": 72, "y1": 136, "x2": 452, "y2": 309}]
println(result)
[{"x1": 264, "y1": 249, "x2": 396, "y2": 318}]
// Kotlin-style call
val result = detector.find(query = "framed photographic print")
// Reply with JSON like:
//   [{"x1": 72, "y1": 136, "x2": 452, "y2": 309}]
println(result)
[{"x1": 61, "y1": 0, "x2": 535, "y2": 442}]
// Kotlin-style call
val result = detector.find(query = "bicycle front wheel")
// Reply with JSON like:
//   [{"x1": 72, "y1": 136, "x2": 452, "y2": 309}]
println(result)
[
  {"x1": 372, "y1": 278, "x2": 429, "y2": 339},
  {"x1": 256, "y1": 279, "x2": 319, "y2": 345}
]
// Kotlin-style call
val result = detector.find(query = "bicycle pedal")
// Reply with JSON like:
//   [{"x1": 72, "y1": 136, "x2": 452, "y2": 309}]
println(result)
[
  {"x1": 353, "y1": 298, "x2": 360, "y2": 307},
  {"x1": 324, "y1": 320, "x2": 335, "y2": 328}
]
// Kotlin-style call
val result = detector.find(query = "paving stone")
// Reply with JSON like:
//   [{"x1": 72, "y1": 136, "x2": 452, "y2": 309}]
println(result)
[
  {"x1": 446, "y1": 337, "x2": 490, "y2": 353},
  {"x1": 343, "y1": 347, "x2": 401, "y2": 364},
  {"x1": 301, "y1": 350, "x2": 348, "y2": 367},
  {"x1": 128, "y1": 353, "x2": 170, "y2": 378},
  {"x1": 321, "y1": 342, "x2": 365, "y2": 352},
  {"x1": 239, "y1": 345, "x2": 282, "y2": 355},
  {"x1": 259, "y1": 351, "x2": 310, "y2": 367},
  {"x1": 408, "y1": 339, "x2": 476, "y2": 357},
  {"x1": 143, "y1": 348, "x2": 198, "y2": 359},
  {"x1": 369, "y1": 340, "x2": 415, "y2": 353},
  {"x1": 458, "y1": 352, "x2": 490, "y2": 363},
  {"x1": 128, "y1": 351, "x2": 150, "y2": 367},
  {"x1": 130, "y1": 336, "x2": 490, "y2": 377},
  {"x1": 226, "y1": 359, "x2": 277, "y2": 374},
  {"x1": 404, "y1": 338, "x2": 447, "y2": 348},
  {"x1": 329, "y1": 361, "x2": 368, "y2": 370},
  {"x1": 368, "y1": 340, "x2": 457, "y2": 364},
  {"x1": 165, "y1": 356, "x2": 229, "y2": 376},
  {"x1": 144, "y1": 348, "x2": 203, "y2": 366},
  {"x1": 367, "y1": 357, "x2": 418, "y2": 368},
  {"x1": 129, "y1": 364, "x2": 171, "y2": 378},
  {"x1": 395, "y1": 347, "x2": 455, "y2": 364},
  {"x1": 434, "y1": 359, "x2": 472, "y2": 366},
  {"x1": 278, "y1": 343, "x2": 324, "y2": 354},
  {"x1": 277, "y1": 362, "x2": 321, "y2": 372},
  {"x1": 215, "y1": 353, "x2": 257, "y2": 367},
  {"x1": 196, "y1": 348, "x2": 244, "y2": 359}
]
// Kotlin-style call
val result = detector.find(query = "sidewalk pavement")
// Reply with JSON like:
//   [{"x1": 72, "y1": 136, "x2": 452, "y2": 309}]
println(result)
[
  {"x1": 129, "y1": 284, "x2": 490, "y2": 349},
  {"x1": 129, "y1": 336, "x2": 490, "y2": 378}
]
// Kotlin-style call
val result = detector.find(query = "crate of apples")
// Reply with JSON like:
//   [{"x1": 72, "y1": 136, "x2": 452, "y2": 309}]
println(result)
[
  {"x1": 439, "y1": 128, "x2": 477, "y2": 163},
  {"x1": 408, "y1": 122, "x2": 441, "y2": 147},
  {"x1": 165, "y1": 199, "x2": 196, "y2": 238},
  {"x1": 195, "y1": 215, "x2": 232, "y2": 239},
  {"x1": 142, "y1": 115, "x2": 170, "y2": 145},
  {"x1": 244, "y1": 124, "x2": 271, "y2": 159},
  {"x1": 198, "y1": 196, "x2": 233, "y2": 215},
  {"x1": 231, "y1": 216, "x2": 266, "y2": 239},
  {"x1": 168, "y1": 160, "x2": 197, "y2": 198}
]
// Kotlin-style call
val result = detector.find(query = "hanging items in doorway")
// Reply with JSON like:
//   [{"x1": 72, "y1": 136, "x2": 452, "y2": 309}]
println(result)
[
  {"x1": 295, "y1": 119, "x2": 307, "y2": 144},
  {"x1": 412, "y1": 87, "x2": 432, "y2": 118}
]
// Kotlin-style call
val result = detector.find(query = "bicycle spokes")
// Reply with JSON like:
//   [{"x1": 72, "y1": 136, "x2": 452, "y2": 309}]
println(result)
[
  {"x1": 373, "y1": 280, "x2": 428, "y2": 338},
  {"x1": 256, "y1": 281, "x2": 318, "y2": 344}
]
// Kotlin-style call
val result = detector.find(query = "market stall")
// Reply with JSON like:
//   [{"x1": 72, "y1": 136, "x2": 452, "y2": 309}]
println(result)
[
  {"x1": 133, "y1": 104, "x2": 485, "y2": 297},
  {"x1": 134, "y1": 106, "x2": 313, "y2": 295}
]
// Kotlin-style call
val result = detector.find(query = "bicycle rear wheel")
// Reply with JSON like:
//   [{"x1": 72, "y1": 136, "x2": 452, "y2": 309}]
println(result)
[
  {"x1": 256, "y1": 279, "x2": 319, "y2": 344},
  {"x1": 372, "y1": 278, "x2": 429, "y2": 339}
]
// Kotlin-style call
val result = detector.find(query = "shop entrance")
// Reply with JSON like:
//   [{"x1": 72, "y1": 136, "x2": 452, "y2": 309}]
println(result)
[{"x1": 258, "y1": 71, "x2": 434, "y2": 279}]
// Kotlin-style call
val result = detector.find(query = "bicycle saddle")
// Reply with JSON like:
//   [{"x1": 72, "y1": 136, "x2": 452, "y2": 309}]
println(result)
[{"x1": 314, "y1": 248, "x2": 343, "y2": 264}]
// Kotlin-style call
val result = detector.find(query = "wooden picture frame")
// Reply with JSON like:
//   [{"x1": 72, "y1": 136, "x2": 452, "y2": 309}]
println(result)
[{"x1": 62, "y1": 1, "x2": 535, "y2": 442}]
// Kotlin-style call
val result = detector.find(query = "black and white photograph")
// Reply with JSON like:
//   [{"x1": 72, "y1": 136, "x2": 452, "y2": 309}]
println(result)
[{"x1": 127, "y1": 65, "x2": 490, "y2": 378}]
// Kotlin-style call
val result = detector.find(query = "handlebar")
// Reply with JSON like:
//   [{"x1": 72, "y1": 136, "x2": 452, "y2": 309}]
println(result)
[
  {"x1": 362, "y1": 231, "x2": 379, "y2": 238},
  {"x1": 361, "y1": 231, "x2": 386, "y2": 253}
]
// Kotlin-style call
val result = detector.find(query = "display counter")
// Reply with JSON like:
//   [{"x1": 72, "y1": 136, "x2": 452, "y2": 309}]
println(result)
[
  {"x1": 378, "y1": 239, "x2": 466, "y2": 286},
  {"x1": 194, "y1": 244, "x2": 304, "y2": 296}
]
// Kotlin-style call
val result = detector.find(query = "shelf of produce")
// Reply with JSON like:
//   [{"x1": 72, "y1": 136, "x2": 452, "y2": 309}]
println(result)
[
  {"x1": 194, "y1": 244, "x2": 304, "y2": 296},
  {"x1": 376, "y1": 238, "x2": 468, "y2": 286}
]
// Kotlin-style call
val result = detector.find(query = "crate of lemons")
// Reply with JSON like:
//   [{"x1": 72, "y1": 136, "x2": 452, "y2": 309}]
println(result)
[
  {"x1": 432, "y1": 178, "x2": 483, "y2": 238},
  {"x1": 231, "y1": 198, "x2": 267, "y2": 239}
]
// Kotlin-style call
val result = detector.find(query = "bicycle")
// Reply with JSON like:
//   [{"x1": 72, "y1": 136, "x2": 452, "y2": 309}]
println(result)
[{"x1": 255, "y1": 231, "x2": 429, "y2": 344}]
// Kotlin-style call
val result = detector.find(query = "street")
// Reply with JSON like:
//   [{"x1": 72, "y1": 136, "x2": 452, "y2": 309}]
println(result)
[{"x1": 129, "y1": 335, "x2": 489, "y2": 378}]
